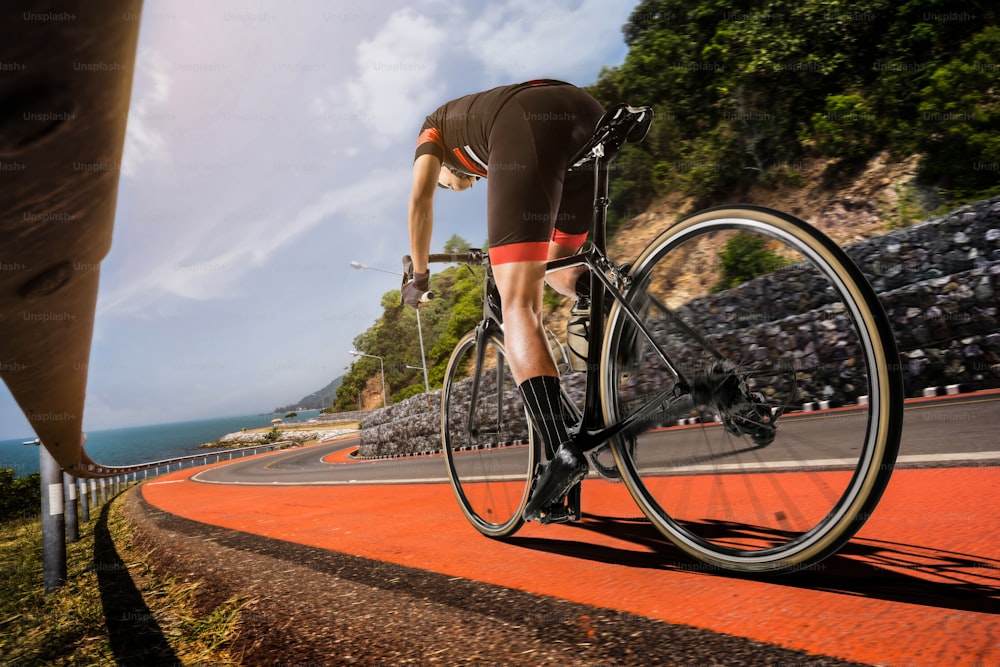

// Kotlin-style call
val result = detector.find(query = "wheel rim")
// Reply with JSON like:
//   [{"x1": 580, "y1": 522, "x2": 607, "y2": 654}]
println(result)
[
  {"x1": 442, "y1": 332, "x2": 536, "y2": 537},
  {"x1": 600, "y1": 207, "x2": 900, "y2": 571}
]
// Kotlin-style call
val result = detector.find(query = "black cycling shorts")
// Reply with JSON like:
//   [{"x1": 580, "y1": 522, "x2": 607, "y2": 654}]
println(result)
[{"x1": 485, "y1": 85, "x2": 604, "y2": 265}]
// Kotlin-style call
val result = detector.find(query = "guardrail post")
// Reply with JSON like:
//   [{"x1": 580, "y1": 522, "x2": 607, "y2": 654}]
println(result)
[
  {"x1": 39, "y1": 445, "x2": 66, "y2": 594},
  {"x1": 63, "y1": 471, "x2": 79, "y2": 543},
  {"x1": 89, "y1": 478, "x2": 97, "y2": 509},
  {"x1": 99, "y1": 477, "x2": 107, "y2": 504},
  {"x1": 78, "y1": 478, "x2": 90, "y2": 523}
]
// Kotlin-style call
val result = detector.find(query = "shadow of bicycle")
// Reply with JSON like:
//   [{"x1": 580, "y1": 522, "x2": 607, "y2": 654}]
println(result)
[{"x1": 506, "y1": 511, "x2": 1000, "y2": 615}]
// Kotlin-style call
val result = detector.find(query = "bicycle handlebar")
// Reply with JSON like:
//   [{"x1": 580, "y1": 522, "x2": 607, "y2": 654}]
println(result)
[
  {"x1": 427, "y1": 250, "x2": 488, "y2": 266},
  {"x1": 401, "y1": 250, "x2": 488, "y2": 275},
  {"x1": 401, "y1": 250, "x2": 488, "y2": 305}
]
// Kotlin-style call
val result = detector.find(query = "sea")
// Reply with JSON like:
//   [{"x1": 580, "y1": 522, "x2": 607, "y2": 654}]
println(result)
[{"x1": 0, "y1": 410, "x2": 322, "y2": 478}]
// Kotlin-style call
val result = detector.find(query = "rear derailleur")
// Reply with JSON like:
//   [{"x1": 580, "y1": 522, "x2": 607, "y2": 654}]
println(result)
[{"x1": 689, "y1": 360, "x2": 778, "y2": 448}]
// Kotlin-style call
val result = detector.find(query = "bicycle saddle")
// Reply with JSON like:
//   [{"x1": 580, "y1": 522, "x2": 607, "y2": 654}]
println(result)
[{"x1": 570, "y1": 104, "x2": 653, "y2": 168}]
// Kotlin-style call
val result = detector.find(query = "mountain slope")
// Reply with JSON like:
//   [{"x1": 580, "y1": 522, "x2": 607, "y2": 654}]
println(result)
[{"x1": 274, "y1": 375, "x2": 342, "y2": 413}]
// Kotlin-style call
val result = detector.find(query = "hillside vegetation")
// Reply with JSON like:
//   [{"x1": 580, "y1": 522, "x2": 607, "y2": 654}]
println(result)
[
  {"x1": 332, "y1": 0, "x2": 999, "y2": 411},
  {"x1": 590, "y1": 0, "x2": 998, "y2": 227}
]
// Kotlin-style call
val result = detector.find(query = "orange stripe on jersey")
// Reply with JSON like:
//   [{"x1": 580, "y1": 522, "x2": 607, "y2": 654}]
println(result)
[
  {"x1": 417, "y1": 127, "x2": 444, "y2": 149},
  {"x1": 489, "y1": 242, "x2": 550, "y2": 265},
  {"x1": 551, "y1": 229, "x2": 588, "y2": 250}
]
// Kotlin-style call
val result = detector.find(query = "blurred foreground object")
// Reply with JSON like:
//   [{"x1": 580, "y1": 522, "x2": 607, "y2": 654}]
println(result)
[{"x1": 0, "y1": 1, "x2": 142, "y2": 475}]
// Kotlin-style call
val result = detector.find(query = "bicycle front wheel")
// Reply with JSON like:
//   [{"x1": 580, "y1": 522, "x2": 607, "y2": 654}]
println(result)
[
  {"x1": 442, "y1": 327, "x2": 538, "y2": 538},
  {"x1": 601, "y1": 205, "x2": 903, "y2": 573}
]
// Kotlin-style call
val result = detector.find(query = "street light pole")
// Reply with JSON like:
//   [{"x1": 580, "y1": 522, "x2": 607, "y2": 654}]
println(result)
[
  {"x1": 414, "y1": 307, "x2": 430, "y2": 395},
  {"x1": 351, "y1": 260, "x2": 430, "y2": 396},
  {"x1": 349, "y1": 350, "x2": 386, "y2": 407}
]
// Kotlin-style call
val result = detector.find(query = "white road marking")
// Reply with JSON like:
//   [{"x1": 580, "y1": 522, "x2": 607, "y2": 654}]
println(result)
[{"x1": 185, "y1": 451, "x2": 1000, "y2": 486}]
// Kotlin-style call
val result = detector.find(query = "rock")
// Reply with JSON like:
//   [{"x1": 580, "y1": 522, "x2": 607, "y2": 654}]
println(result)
[{"x1": 355, "y1": 196, "x2": 1000, "y2": 457}]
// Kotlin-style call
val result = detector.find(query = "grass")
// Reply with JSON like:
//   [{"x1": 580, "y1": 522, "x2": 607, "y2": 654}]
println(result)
[{"x1": 0, "y1": 488, "x2": 252, "y2": 665}]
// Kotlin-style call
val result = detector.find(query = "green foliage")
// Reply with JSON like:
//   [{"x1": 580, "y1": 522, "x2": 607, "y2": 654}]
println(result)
[
  {"x1": 589, "y1": 0, "x2": 997, "y2": 208},
  {"x1": 809, "y1": 93, "x2": 879, "y2": 164},
  {"x1": 339, "y1": 4, "x2": 999, "y2": 409},
  {"x1": 0, "y1": 469, "x2": 41, "y2": 523},
  {"x1": 443, "y1": 234, "x2": 471, "y2": 253},
  {"x1": 712, "y1": 232, "x2": 789, "y2": 292},
  {"x1": 916, "y1": 25, "x2": 1000, "y2": 197},
  {"x1": 334, "y1": 237, "x2": 485, "y2": 409}
]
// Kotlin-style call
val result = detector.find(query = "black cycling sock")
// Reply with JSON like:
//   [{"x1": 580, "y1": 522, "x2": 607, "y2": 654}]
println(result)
[{"x1": 518, "y1": 375, "x2": 570, "y2": 460}]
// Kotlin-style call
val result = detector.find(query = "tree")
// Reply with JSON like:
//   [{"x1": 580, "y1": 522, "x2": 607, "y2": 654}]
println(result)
[
  {"x1": 592, "y1": 0, "x2": 996, "y2": 204},
  {"x1": 712, "y1": 232, "x2": 788, "y2": 292},
  {"x1": 916, "y1": 26, "x2": 1000, "y2": 197},
  {"x1": 0, "y1": 470, "x2": 41, "y2": 523},
  {"x1": 333, "y1": 237, "x2": 484, "y2": 410},
  {"x1": 443, "y1": 234, "x2": 471, "y2": 253}
]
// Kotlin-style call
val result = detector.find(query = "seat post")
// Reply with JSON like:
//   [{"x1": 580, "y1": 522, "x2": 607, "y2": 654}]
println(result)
[
  {"x1": 580, "y1": 154, "x2": 612, "y2": 434},
  {"x1": 590, "y1": 153, "x2": 611, "y2": 254}
]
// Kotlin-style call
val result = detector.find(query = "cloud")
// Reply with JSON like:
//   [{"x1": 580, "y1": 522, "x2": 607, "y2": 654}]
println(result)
[
  {"x1": 121, "y1": 49, "x2": 172, "y2": 177},
  {"x1": 100, "y1": 173, "x2": 405, "y2": 313},
  {"x1": 325, "y1": 0, "x2": 634, "y2": 148},
  {"x1": 338, "y1": 8, "x2": 448, "y2": 147},
  {"x1": 464, "y1": 0, "x2": 630, "y2": 84}
]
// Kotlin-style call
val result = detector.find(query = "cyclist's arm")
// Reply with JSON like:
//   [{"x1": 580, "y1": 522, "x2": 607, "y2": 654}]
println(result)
[{"x1": 408, "y1": 153, "x2": 440, "y2": 275}]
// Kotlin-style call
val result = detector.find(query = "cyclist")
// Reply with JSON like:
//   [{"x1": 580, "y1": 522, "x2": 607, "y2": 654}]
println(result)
[{"x1": 402, "y1": 79, "x2": 604, "y2": 521}]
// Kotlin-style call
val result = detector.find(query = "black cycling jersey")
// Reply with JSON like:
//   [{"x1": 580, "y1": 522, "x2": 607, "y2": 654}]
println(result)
[
  {"x1": 415, "y1": 80, "x2": 604, "y2": 264},
  {"x1": 415, "y1": 79, "x2": 569, "y2": 176}
]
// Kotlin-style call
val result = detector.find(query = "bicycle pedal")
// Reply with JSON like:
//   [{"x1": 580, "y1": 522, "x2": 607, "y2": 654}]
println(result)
[{"x1": 537, "y1": 503, "x2": 580, "y2": 525}]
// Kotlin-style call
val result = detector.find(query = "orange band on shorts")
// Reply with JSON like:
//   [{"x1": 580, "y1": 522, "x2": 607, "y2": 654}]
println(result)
[
  {"x1": 489, "y1": 242, "x2": 550, "y2": 265},
  {"x1": 551, "y1": 229, "x2": 588, "y2": 250}
]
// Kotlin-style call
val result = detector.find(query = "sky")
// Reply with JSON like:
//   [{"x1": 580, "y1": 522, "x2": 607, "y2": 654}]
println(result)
[{"x1": 0, "y1": 0, "x2": 639, "y2": 440}]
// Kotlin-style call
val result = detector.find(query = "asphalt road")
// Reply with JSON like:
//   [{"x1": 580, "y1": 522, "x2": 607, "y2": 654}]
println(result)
[
  {"x1": 144, "y1": 390, "x2": 1000, "y2": 665},
  {"x1": 193, "y1": 390, "x2": 1000, "y2": 486}
]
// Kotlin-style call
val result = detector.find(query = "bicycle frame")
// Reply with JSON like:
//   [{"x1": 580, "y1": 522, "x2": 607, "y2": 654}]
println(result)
[
  {"x1": 434, "y1": 106, "x2": 694, "y2": 458},
  {"x1": 432, "y1": 151, "x2": 683, "y2": 455},
  {"x1": 434, "y1": 104, "x2": 902, "y2": 567}
]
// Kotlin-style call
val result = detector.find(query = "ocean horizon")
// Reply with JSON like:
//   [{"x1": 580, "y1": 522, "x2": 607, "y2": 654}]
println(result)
[{"x1": 0, "y1": 410, "x2": 322, "y2": 478}]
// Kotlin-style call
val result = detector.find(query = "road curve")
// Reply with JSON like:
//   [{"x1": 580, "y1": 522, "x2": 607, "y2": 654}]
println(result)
[
  {"x1": 193, "y1": 390, "x2": 1000, "y2": 486},
  {"x1": 142, "y1": 392, "x2": 1000, "y2": 666}
]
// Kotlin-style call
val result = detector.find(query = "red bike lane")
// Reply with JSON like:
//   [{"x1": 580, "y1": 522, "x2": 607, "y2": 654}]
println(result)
[{"x1": 141, "y1": 447, "x2": 999, "y2": 667}]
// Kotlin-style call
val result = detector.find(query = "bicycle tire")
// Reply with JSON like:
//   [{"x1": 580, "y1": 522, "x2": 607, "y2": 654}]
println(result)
[
  {"x1": 600, "y1": 205, "x2": 903, "y2": 573},
  {"x1": 442, "y1": 327, "x2": 538, "y2": 538}
]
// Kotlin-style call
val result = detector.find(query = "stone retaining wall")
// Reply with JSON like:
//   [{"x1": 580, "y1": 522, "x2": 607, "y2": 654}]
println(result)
[{"x1": 357, "y1": 197, "x2": 1000, "y2": 458}]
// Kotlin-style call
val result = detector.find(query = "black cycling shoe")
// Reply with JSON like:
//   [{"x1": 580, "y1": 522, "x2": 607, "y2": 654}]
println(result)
[
  {"x1": 535, "y1": 482, "x2": 583, "y2": 524},
  {"x1": 523, "y1": 442, "x2": 588, "y2": 522}
]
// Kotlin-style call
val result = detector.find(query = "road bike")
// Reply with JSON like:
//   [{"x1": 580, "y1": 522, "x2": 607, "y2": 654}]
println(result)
[{"x1": 416, "y1": 105, "x2": 903, "y2": 574}]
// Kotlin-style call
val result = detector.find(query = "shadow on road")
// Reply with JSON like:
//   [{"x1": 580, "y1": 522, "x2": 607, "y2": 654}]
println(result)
[{"x1": 506, "y1": 511, "x2": 1000, "y2": 615}]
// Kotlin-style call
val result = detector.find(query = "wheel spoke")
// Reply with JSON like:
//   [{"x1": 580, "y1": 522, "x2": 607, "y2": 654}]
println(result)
[
  {"x1": 601, "y1": 206, "x2": 902, "y2": 573},
  {"x1": 442, "y1": 331, "x2": 537, "y2": 537}
]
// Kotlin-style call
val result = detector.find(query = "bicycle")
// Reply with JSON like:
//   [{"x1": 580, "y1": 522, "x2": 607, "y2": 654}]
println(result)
[{"x1": 412, "y1": 104, "x2": 903, "y2": 574}]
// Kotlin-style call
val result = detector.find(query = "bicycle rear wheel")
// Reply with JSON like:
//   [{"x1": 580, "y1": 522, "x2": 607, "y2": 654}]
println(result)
[
  {"x1": 442, "y1": 327, "x2": 538, "y2": 538},
  {"x1": 600, "y1": 205, "x2": 902, "y2": 573}
]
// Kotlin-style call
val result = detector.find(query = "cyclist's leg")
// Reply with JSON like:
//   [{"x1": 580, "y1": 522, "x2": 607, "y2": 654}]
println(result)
[
  {"x1": 545, "y1": 242, "x2": 586, "y2": 298},
  {"x1": 487, "y1": 85, "x2": 600, "y2": 520},
  {"x1": 491, "y1": 261, "x2": 572, "y2": 463},
  {"x1": 490, "y1": 261, "x2": 556, "y2": 382},
  {"x1": 546, "y1": 163, "x2": 596, "y2": 299},
  {"x1": 491, "y1": 260, "x2": 585, "y2": 522}
]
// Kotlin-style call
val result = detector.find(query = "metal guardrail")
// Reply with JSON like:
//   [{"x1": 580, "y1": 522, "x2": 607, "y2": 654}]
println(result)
[{"x1": 39, "y1": 440, "x2": 293, "y2": 593}]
